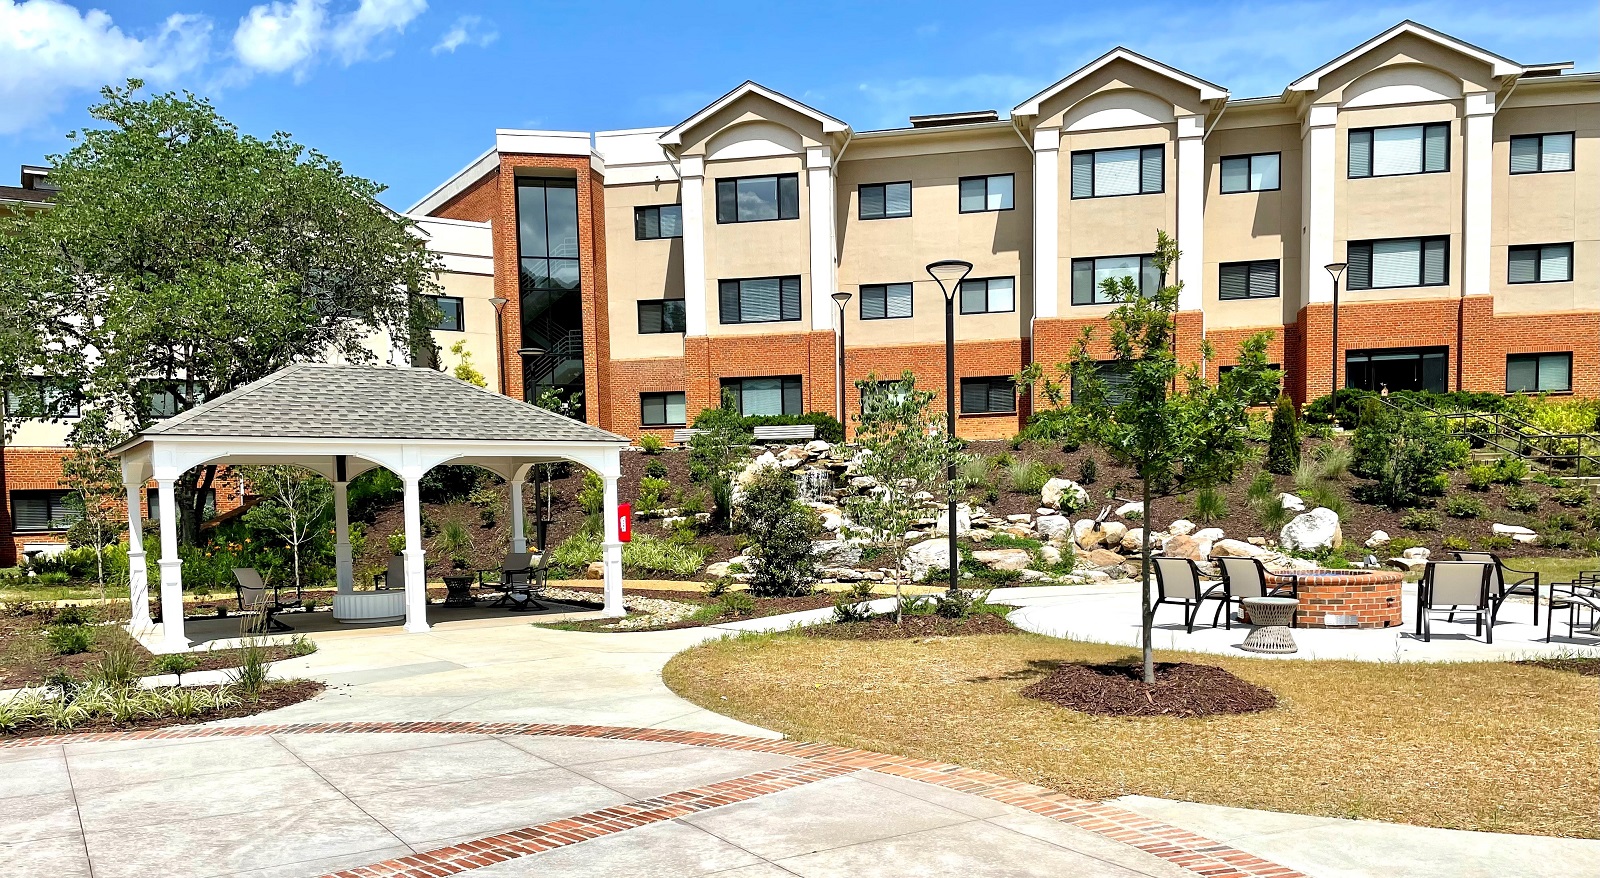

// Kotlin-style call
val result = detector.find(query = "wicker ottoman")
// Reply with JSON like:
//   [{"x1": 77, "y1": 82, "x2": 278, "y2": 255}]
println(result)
[{"x1": 1239, "y1": 596, "x2": 1299, "y2": 654}]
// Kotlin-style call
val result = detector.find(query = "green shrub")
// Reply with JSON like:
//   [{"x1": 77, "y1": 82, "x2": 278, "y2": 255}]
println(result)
[
  {"x1": 575, "y1": 470, "x2": 604, "y2": 516},
  {"x1": 93, "y1": 636, "x2": 140, "y2": 687},
  {"x1": 385, "y1": 532, "x2": 406, "y2": 556},
  {"x1": 1443, "y1": 495, "x2": 1487, "y2": 519},
  {"x1": 623, "y1": 534, "x2": 711, "y2": 577},
  {"x1": 644, "y1": 458, "x2": 669, "y2": 480},
  {"x1": 1266, "y1": 395, "x2": 1300, "y2": 475},
  {"x1": 636, "y1": 476, "x2": 672, "y2": 514},
  {"x1": 717, "y1": 590, "x2": 755, "y2": 616},
  {"x1": 1492, "y1": 457, "x2": 1529, "y2": 486},
  {"x1": 1442, "y1": 535, "x2": 1472, "y2": 551},
  {"x1": 1077, "y1": 456, "x2": 1098, "y2": 485},
  {"x1": 437, "y1": 521, "x2": 473, "y2": 556},
  {"x1": 1353, "y1": 402, "x2": 1468, "y2": 507},
  {"x1": 1399, "y1": 510, "x2": 1441, "y2": 531},
  {"x1": 1465, "y1": 464, "x2": 1496, "y2": 491},
  {"x1": 1553, "y1": 486, "x2": 1591, "y2": 508},
  {"x1": 1385, "y1": 535, "x2": 1420, "y2": 554},
  {"x1": 46, "y1": 624, "x2": 93, "y2": 655},
  {"x1": 1190, "y1": 487, "x2": 1228, "y2": 525},
  {"x1": 550, "y1": 532, "x2": 602, "y2": 573},
  {"x1": 1007, "y1": 460, "x2": 1051, "y2": 495},
  {"x1": 1311, "y1": 443, "x2": 1353, "y2": 480},
  {"x1": 691, "y1": 408, "x2": 843, "y2": 443},
  {"x1": 638, "y1": 433, "x2": 664, "y2": 454},
  {"x1": 1502, "y1": 486, "x2": 1540, "y2": 512},
  {"x1": 53, "y1": 604, "x2": 93, "y2": 625},
  {"x1": 1482, "y1": 534, "x2": 1514, "y2": 551},
  {"x1": 737, "y1": 465, "x2": 821, "y2": 596},
  {"x1": 1540, "y1": 529, "x2": 1575, "y2": 549},
  {"x1": 153, "y1": 653, "x2": 199, "y2": 684},
  {"x1": 1246, "y1": 470, "x2": 1276, "y2": 504},
  {"x1": 228, "y1": 639, "x2": 271, "y2": 700},
  {"x1": 1300, "y1": 482, "x2": 1348, "y2": 521},
  {"x1": 832, "y1": 584, "x2": 875, "y2": 623}
]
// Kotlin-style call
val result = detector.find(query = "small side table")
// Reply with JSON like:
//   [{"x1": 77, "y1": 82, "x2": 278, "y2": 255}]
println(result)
[
  {"x1": 1239, "y1": 596, "x2": 1299, "y2": 654},
  {"x1": 442, "y1": 575, "x2": 477, "y2": 608}
]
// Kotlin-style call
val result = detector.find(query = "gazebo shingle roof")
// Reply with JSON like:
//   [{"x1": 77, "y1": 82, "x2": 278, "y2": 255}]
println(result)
[{"x1": 137, "y1": 363, "x2": 627, "y2": 443}]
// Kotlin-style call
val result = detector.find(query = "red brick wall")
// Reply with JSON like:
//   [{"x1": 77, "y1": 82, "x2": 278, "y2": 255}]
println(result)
[
  {"x1": 843, "y1": 338, "x2": 1032, "y2": 440},
  {"x1": 608, "y1": 357, "x2": 689, "y2": 441},
  {"x1": 430, "y1": 172, "x2": 499, "y2": 223},
  {"x1": 682, "y1": 330, "x2": 838, "y2": 422}
]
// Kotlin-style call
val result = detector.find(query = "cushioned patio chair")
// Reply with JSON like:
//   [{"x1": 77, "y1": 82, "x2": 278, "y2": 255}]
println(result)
[
  {"x1": 233, "y1": 567, "x2": 302, "y2": 633},
  {"x1": 1152, "y1": 557, "x2": 1231, "y2": 633},
  {"x1": 1451, "y1": 551, "x2": 1540, "y2": 625},
  {"x1": 1417, "y1": 560, "x2": 1494, "y2": 643},
  {"x1": 1216, "y1": 556, "x2": 1299, "y2": 627},
  {"x1": 480, "y1": 551, "x2": 549, "y2": 611}
]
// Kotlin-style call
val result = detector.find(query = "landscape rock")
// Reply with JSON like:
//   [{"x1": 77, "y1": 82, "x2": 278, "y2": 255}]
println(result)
[
  {"x1": 973, "y1": 548, "x2": 1032, "y2": 571},
  {"x1": 904, "y1": 539, "x2": 951, "y2": 581},
  {"x1": 1100, "y1": 521, "x2": 1128, "y2": 546},
  {"x1": 704, "y1": 562, "x2": 730, "y2": 579},
  {"x1": 805, "y1": 440, "x2": 832, "y2": 455},
  {"x1": 848, "y1": 476, "x2": 877, "y2": 491},
  {"x1": 584, "y1": 561, "x2": 605, "y2": 580},
  {"x1": 1086, "y1": 548, "x2": 1125, "y2": 568},
  {"x1": 935, "y1": 504, "x2": 972, "y2": 534},
  {"x1": 736, "y1": 452, "x2": 781, "y2": 485},
  {"x1": 967, "y1": 530, "x2": 992, "y2": 543},
  {"x1": 1072, "y1": 519, "x2": 1103, "y2": 550},
  {"x1": 1115, "y1": 501, "x2": 1145, "y2": 518},
  {"x1": 1278, "y1": 493, "x2": 1307, "y2": 512},
  {"x1": 1041, "y1": 478, "x2": 1090, "y2": 512},
  {"x1": 1036, "y1": 507, "x2": 1056, "y2": 516},
  {"x1": 1018, "y1": 569, "x2": 1048, "y2": 582},
  {"x1": 1168, "y1": 519, "x2": 1196, "y2": 537},
  {"x1": 1492, "y1": 523, "x2": 1540, "y2": 544},
  {"x1": 1038, "y1": 544, "x2": 1063, "y2": 566},
  {"x1": 1278, "y1": 556, "x2": 1320, "y2": 570},
  {"x1": 1388, "y1": 557, "x2": 1428, "y2": 574},
  {"x1": 811, "y1": 540, "x2": 863, "y2": 567},
  {"x1": 1401, "y1": 547, "x2": 1431, "y2": 560},
  {"x1": 1035, "y1": 515, "x2": 1072, "y2": 541},
  {"x1": 1119, "y1": 528, "x2": 1164, "y2": 553},
  {"x1": 999, "y1": 525, "x2": 1034, "y2": 539},
  {"x1": 1365, "y1": 530, "x2": 1390, "y2": 548},
  {"x1": 661, "y1": 516, "x2": 687, "y2": 529},
  {"x1": 1279, "y1": 508, "x2": 1343, "y2": 552},
  {"x1": 1162, "y1": 534, "x2": 1206, "y2": 561},
  {"x1": 1193, "y1": 527, "x2": 1225, "y2": 542},
  {"x1": 1006, "y1": 513, "x2": 1033, "y2": 524},
  {"x1": 1210, "y1": 538, "x2": 1269, "y2": 559}
]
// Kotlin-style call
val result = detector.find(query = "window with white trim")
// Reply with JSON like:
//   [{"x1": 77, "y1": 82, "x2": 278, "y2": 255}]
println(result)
[
  {"x1": 1071, "y1": 146, "x2": 1163, "y2": 198},
  {"x1": 1506, "y1": 353, "x2": 1571, "y2": 394},
  {"x1": 859, "y1": 283, "x2": 912, "y2": 320},
  {"x1": 637, "y1": 299, "x2": 687, "y2": 334},
  {"x1": 1348, "y1": 123, "x2": 1449, "y2": 178},
  {"x1": 1346, "y1": 237, "x2": 1449, "y2": 290},
  {"x1": 718, "y1": 276, "x2": 802, "y2": 324},
  {"x1": 1219, "y1": 153, "x2": 1280, "y2": 193},
  {"x1": 1508, "y1": 243, "x2": 1572, "y2": 284},
  {"x1": 715, "y1": 174, "x2": 799, "y2": 223},
  {"x1": 959, "y1": 377, "x2": 1015, "y2": 414},
  {"x1": 957, "y1": 277, "x2": 1015, "y2": 314},
  {"x1": 1509, "y1": 133, "x2": 1573, "y2": 174},
  {"x1": 640, "y1": 391, "x2": 687, "y2": 427},
  {"x1": 721, "y1": 376, "x2": 803, "y2": 416},
  {"x1": 1071, "y1": 255, "x2": 1160, "y2": 305},
  {"x1": 634, "y1": 205, "x2": 683, "y2": 239},
  {"x1": 858, "y1": 182, "x2": 911, "y2": 219},
  {"x1": 957, "y1": 175, "x2": 1013, "y2": 212},
  {"x1": 1218, "y1": 260, "x2": 1280, "y2": 300}
]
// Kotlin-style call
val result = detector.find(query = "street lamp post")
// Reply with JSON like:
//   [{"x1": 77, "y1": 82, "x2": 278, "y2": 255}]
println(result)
[
  {"x1": 926, "y1": 259, "x2": 973, "y2": 596},
  {"x1": 519, "y1": 344, "x2": 549, "y2": 550},
  {"x1": 831, "y1": 291, "x2": 852, "y2": 428},
  {"x1": 489, "y1": 297, "x2": 508, "y2": 395},
  {"x1": 1324, "y1": 263, "x2": 1347, "y2": 399}
]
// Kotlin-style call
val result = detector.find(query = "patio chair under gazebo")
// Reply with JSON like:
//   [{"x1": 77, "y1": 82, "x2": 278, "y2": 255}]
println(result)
[{"x1": 113, "y1": 363, "x2": 631, "y2": 651}]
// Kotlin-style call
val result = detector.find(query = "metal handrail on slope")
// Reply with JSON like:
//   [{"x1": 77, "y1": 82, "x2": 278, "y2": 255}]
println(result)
[{"x1": 1376, "y1": 394, "x2": 1600, "y2": 478}]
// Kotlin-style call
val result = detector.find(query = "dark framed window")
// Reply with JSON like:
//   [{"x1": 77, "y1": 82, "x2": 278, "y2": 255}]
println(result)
[
  {"x1": 147, "y1": 488, "x2": 216, "y2": 524},
  {"x1": 718, "y1": 276, "x2": 802, "y2": 324},
  {"x1": 1348, "y1": 123, "x2": 1449, "y2": 178},
  {"x1": 640, "y1": 391, "x2": 688, "y2": 427},
  {"x1": 721, "y1": 376, "x2": 803, "y2": 416},
  {"x1": 1071, "y1": 255, "x2": 1160, "y2": 305},
  {"x1": 10, "y1": 490, "x2": 79, "y2": 533},
  {"x1": 957, "y1": 277, "x2": 1015, "y2": 314},
  {"x1": 860, "y1": 283, "x2": 913, "y2": 320},
  {"x1": 1346, "y1": 237, "x2": 1449, "y2": 290},
  {"x1": 860, "y1": 379, "x2": 909, "y2": 415},
  {"x1": 960, "y1": 377, "x2": 1016, "y2": 414},
  {"x1": 426, "y1": 295, "x2": 464, "y2": 332},
  {"x1": 1070, "y1": 362, "x2": 1134, "y2": 405},
  {"x1": 3, "y1": 376, "x2": 79, "y2": 419},
  {"x1": 1510, "y1": 133, "x2": 1574, "y2": 174},
  {"x1": 1218, "y1": 260, "x2": 1280, "y2": 300},
  {"x1": 715, "y1": 174, "x2": 799, "y2": 223},
  {"x1": 1346, "y1": 347, "x2": 1448, "y2": 393},
  {"x1": 1508, "y1": 243, "x2": 1573, "y2": 284},
  {"x1": 1071, "y1": 146, "x2": 1163, "y2": 198},
  {"x1": 1219, "y1": 153, "x2": 1280, "y2": 193},
  {"x1": 634, "y1": 205, "x2": 683, "y2": 239},
  {"x1": 858, "y1": 182, "x2": 911, "y2": 219},
  {"x1": 516, "y1": 178, "x2": 580, "y2": 291},
  {"x1": 1507, "y1": 353, "x2": 1572, "y2": 394},
  {"x1": 637, "y1": 299, "x2": 687, "y2": 334},
  {"x1": 958, "y1": 174, "x2": 1014, "y2": 212},
  {"x1": 138, "y1": 380, "x2": 206, "y2": 420}
]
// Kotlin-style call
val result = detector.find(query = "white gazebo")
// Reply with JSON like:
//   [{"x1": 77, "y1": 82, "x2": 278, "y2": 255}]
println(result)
[{"x1": 113, "y1": 363, "x2": 631, "y2": 651}]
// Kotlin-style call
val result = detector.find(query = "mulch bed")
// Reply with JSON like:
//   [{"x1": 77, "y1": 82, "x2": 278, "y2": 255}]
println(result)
[
  {"x1": 0, "y1": 612, "x2": 301, "y2": 689},
  {"x1": 1518, "y1": 658, "x2": 1600, "y2": 677},
  {"x1": 1020, "y1": 661, "x2": 1278, "y2": 718},
  {"x1": 0, "y1": 680, "x2": 325, "y2": 741},
  {"x1": 803, "y1": 612, "x2": 1016, "y2": 640}
]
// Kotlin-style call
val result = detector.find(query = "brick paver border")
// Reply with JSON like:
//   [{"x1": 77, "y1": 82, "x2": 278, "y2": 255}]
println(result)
[{"x1": 4, "y1": 722, "x2": 1306, "y2": 878}]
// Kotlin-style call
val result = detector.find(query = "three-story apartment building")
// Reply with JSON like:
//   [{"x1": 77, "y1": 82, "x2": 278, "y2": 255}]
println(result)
[{"x1": 408, "y1": 21, "x2": 1599, "y2": 441}]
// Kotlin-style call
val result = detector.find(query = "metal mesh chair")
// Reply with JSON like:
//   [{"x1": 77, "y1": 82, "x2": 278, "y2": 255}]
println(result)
[
  {"x1": 233, "y1": 567, "x2": 302, "y2": 632},
  {"x1": 1452, "y1": 551, "x2": 1540, "y2": 625},
  {"x1": 1152, "y1": 556, "x2": 1231, "y2": 632},
  {"x1": 1217, "y1": 556, "x2": 1299, "y2": 627},
  {"x1": 481, "y1": 551, "x2": 548, "y2": 610},
  {"x1": 1418, "y1": 560, "x2": 1494, "y2": 643}
]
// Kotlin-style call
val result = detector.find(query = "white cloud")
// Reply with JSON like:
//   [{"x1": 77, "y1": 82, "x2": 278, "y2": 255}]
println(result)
[
  {"x1": 330, "y1": 0, "x2": 426, "y2": 64},
  {"x1": 432, "y1": 14, "x2": 497, "y2": 55},
  {"x1": 231, "y1": 0, "x2": 426, "y2": 76},
  {"x1": 0, "y1": 0, "x2": 212, "y2": 134}
]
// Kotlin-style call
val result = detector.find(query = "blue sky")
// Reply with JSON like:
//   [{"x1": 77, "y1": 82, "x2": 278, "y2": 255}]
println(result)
[{"x1": 3, "y1": 0, "x2": 1596, "y2": 211}]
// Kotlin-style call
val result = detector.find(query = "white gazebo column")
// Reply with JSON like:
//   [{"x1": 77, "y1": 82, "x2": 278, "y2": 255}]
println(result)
[
  {"x1": 123, "y1": 479, "x2": 151, "y2": 630},
  {"x1": 601, "y1": 471, "x2": 624, "y2": 617},
  {"x1": 401, "y1": 470, "x2": 429, "y2": 632},
  {"x1": 333, "y1": 479, "x2": 353, "y2": 594},
  {"x1": 154, "y1": 474, "x2": 186, "y2": 651},
  {"x1": 509, "y1": 479, "x2": 527, "y2": 553}
]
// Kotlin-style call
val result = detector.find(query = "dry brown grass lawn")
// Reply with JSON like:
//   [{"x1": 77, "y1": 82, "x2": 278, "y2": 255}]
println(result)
[{"x1": 664, "y1": 632, "x2": 1599, "y2": 838}]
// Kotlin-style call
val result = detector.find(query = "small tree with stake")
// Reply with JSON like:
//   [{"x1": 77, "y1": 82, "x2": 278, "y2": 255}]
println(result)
[
  {"x1": 1021, "y1": 232, "x2": 1276, "y2": 683},
  {"x1": 59, "y1": 409, "x2": 128, "y2": 597},
  {"x1": 240, "y1": 466, "x2": 332, "y2": 593}
]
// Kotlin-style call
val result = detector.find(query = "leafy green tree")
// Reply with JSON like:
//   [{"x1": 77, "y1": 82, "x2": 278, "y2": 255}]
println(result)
[
  {"x1": 0, "y1": 81, "x2": 441, "y2": 542},
  {"x1": 846, "y1": 371, "x2": 970, "y2": 621},
  {"x1": 688, "y1": 402, "x2": 754, "y2": 531},
  {"x1": 59, "y1": 409, "x2": 128, "y2": 595},
  {"x1": 1034, "y1": 232, "x2": 1277, "y2": 683},
  {"x1": 738, "y1": 465, "x2": 822, "y2": 596},
  {"x1": 240, "y1": 466, "x2": 332, "y2": 592},
  {"x1": 1351, "y1": 400, "x2": 1468, "y2": 507},
  {"x1": 1266, "y1": 394, "x2": 1301, "y2": 475}
]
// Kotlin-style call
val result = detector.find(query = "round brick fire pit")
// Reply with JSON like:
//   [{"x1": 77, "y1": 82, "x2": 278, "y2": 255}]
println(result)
[{"x1": 1267, "y1": 568, "x2": 1404, "y2": 629}]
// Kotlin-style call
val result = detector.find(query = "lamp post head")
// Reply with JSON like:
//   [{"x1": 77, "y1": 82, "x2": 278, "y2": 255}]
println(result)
[
  {"x1": 925, "y1": 259, "x2": 973, "y2": 300},
  {"x1": 489, "y1": 296, "x2": 509, "y2": 313},
  {"x1": 831, "y1": 291, "x2": 853, "y2": 309},
  {"x1": 517, "y1": 346, "x2": 546, "y2": 358},
  {"x1": 1324, "y1": 262, "x2": 1347, "y2": 283}
]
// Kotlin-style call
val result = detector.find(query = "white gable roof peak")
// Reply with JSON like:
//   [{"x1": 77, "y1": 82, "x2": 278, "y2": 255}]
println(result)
[
  {"x1": 1288, "y1": 20, "x2": 1523, "y2": 94},
  {"x1": 657, "y1": 81, "x2": 849, "y2": 148},
  {"x1": 1013, "y1": 47, "x2": 1228, "y2": 118}
]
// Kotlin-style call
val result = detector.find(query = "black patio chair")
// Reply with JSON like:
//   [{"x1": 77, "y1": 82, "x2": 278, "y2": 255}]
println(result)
[
  {"x1": 1452, "y1": 551, "x2": 1540, "y2": 626},
  {"x1": 232, "y1": 567, "x2": 302, "y2": 633},
  {"x1": 1216, "y1": 556, "x2": 1299, "y2": 627},
  {"x1": 1152, "y1": 557, "x2": 1231, "y2": 633}
]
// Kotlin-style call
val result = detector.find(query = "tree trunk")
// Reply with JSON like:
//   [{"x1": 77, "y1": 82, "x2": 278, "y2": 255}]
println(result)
[
  {"x1": 176, "y1": 465, "x2": 217, "y2": 546},
  {"x1": 1140, "y1": 478, "x2": 1155, "y2": 684}
]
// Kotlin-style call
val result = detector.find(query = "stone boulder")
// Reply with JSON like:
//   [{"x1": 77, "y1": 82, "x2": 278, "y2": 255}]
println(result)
[
  {"x1": 736, "y1": 452, "x2": 781, "y2": 485},
  {"x1": 1387, "y1": 556, "x2": 1428, "y2": 574},
  {"x1": 1279, "y1": 508, "x2": 1343, "y2": 552},
  {"x1": 1115, "y1": 501, "x2": 1145, "y2": 519},
  {"x1": 811, "y1": 540, "x2": 863, "y2": 567},
  {"x1": 1041, "y1": 478, "x2": 1090, "y2": 512},
  {"x1": 1100, "y1": 521, "x2": 1128, "y2": 546},
  {"x1": 1038, "y1": 544, "x2": 1063, "y2": 566},
  {"x1": 1072, "y1": 519, "x2": 1103, "y2": 550},
  {"x1": 972, "y1": 548, "x2": 1031, "y2": 571},
  {"x1": 1365, "y1": 530, "x2": 1390, "y2": 548},
  {"x1": 1119, "y1": 527, "x2": 1146, "y2": 553},
  {"x1": 1085, "y1": 548, "x2": 1125, "y2": 568},
  {"x1": 935, "y1": 504, "x2": 972, "y2": 534},
  {"x1": 1006, "y1": 513, "x2": 1032, "y2": 524},
  {"x1": 1035, "y1": 514, "x2": 1072, "y2": 541},
  {"x1": 1492, "y1": 522, "x2": 1540, "y2": 544},
  {"x1": 1401, "y1": 547, "x2": 1431, "y2": 560},
  {"x1": 904, "y1": 539, "x2": 951, "y2": 581},
  {"x1": 805, "y1": 439, "x2": 831, "y2": 455},
  {"x1": 584, "y1": 561, "x2": 605, "y2": 580},
  {"x1": 1167, "y1": 519, "x2": 1196, "y2": 537},
  {"x1": 1193, "y1": 527, "x2": 1225, "y2": 542},
  {"x1": 1209, "y1": 538, "x2": 1269, "y2": 559},
  {"x1": 1278, "y1": 493, "x2": 1307, "y2": 512},
  {"x1": 1163, "y1": 534, "x2": 1210, "y2": 561}
]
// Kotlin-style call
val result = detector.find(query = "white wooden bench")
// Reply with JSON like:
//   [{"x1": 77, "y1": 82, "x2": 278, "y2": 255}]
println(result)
[
  {"x1": 671, "y1": 428, "x2": 703, "y2": 444},
  {"x1": 753, "y1": 424, "x2": 816, "y2": 442}
]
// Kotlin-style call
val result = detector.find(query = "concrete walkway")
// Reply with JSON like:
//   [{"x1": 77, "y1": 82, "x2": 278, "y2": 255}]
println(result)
[{"x1": 993, "y1": 583, "x2": 1600, "y2": 661}]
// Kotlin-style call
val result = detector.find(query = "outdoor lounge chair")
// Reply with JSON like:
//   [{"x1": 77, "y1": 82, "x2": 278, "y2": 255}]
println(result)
[
  {"x1": 1451, "y1": 551, "x2": 1541, "y2": 625},
  {"x1": 1216, "y1": 556, "x2": 1299, "y2": 627},
  {"x1": 1417, "y1": 560, "x2": 1494, "y2": 643},
  {"x1": 372, "y1": 555, "x2": 405, "y2": 589},
  {"x1": 1152, "y1": 557, "x2": 1231, "y2": 633},
  {"x1": 233, "y1": 567, "x2": 302, "y2": 632},
  {"x1": 480, "y1": 551, "x2": 548, "y2": 610},
  {"x1": 1547, "y1": 579, "x2": 1600, "y2": 642}
]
